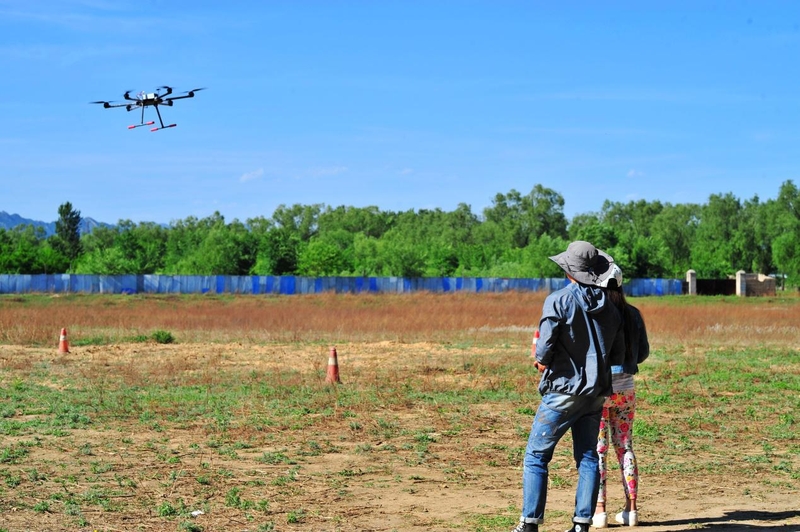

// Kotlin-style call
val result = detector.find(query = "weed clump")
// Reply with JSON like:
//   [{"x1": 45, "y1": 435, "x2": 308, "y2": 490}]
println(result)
[{"x1": 152, "y1": 330, "x2": 175, "y2": 344}]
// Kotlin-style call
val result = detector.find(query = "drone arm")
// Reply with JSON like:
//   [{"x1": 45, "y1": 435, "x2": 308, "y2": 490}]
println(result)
[
  {"x1": 163, "y1": 93, "x2": 194, "y2": 102},
  {"x1": 164, "y1": 88, "x2": 204, "y2": 103},
  {"x1": 90, "y1": 101, "x2": 128, "y2": 109}
]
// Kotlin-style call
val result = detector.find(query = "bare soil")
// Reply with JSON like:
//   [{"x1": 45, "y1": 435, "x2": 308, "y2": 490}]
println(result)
[
  {"x1": 1, "y1": 339, "x2": 798, "y2": 532},
  {"x1": 1, "y1": 293, "x2": 799, "y2": 531}
]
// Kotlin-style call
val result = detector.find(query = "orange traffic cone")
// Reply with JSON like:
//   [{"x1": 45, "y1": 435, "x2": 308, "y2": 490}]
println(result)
[
  {"x1": 325, "y1": 346, "x2": 341, "y2": 384},
  {"x1": 58, "y1": 328, "x2": 70, "y2": 354},
  {"x1": 529, "y1": 329, "x2": 539, "y2": 358}
]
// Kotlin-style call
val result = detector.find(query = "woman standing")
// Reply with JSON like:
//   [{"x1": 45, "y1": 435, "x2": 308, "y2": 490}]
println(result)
[{"x1": 592, "y1": 265, "x2": 649, "y2": 528}]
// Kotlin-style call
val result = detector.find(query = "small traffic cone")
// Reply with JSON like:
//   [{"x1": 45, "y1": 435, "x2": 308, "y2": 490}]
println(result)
[
  {"x1": 58, "y1": 328, "x2": 70, "y2": 354},
  {"x1": 529, "y1": 329, "x2": 539, "y2": 358},
  {"x1": 325, "y1": 346, "x2": 341, "y2": 384}
]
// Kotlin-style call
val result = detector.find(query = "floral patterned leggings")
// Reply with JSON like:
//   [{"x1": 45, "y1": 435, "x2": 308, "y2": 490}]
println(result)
[{"x1": 596, "y1": 389, "x2": 638, "y2": 504}]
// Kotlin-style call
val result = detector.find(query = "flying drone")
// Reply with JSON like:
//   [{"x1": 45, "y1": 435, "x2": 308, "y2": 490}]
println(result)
[{"x1": 91, "y1": 86, "x2": 205, "y2": 131}]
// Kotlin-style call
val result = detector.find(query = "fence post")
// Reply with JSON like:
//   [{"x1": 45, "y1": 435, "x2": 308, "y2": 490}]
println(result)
[
  {"x1": 686, "y1": 270, "x2": 697, "y2": 295},
  {"x1": 736, "y1": 270, "x2": 747, "y2": 297}
]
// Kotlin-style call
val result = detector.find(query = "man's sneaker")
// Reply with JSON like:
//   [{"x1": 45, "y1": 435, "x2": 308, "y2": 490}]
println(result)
[
  {"x1": 592, "y1": 511, "x2": 608, "y2": 528},
  {"x1": 511, "y1": 522, "x2": 538, "y2": 532},
  {"x1": 566, "y1": 524, "x2": 590, "y2": 532},
  {"x1": 615, "y1": 510, "x2": 638, "y2": 526}
]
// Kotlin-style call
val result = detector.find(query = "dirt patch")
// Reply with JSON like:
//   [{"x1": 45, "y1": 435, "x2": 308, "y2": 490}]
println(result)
[{"x1": 0, "y1": 341, "x2": 797, "y2": 532}]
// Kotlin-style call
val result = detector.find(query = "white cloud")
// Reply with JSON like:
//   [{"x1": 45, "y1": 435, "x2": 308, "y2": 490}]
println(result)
[
  {"x1": 240, "y1": 168, "x2": 264, "y2": 182},
  {"x1": 398, "y1": 168, "x2": 414, "y2": 175},
  {"x1": 627, "y1": 169, "x2": 645, "y2": 178},
  {"x1": 309, "y1": 166, "x2": 347, "y2": 177}
]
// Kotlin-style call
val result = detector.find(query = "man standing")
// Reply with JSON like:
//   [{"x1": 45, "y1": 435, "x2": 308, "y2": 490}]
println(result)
[{"x1": 513, "y1": 241, "x2": 625, "y2": 532}]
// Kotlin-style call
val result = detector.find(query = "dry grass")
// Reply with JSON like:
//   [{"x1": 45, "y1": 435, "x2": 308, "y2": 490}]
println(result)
[
  {"x1": 0, "y1": 291, "x2": 798, "y2": 531},
  {"x1": 0, "y1": 292, "x2": 549, "y2": 346},
  {"x1": 634, "y1": 295, "x2": 800, "y2": 350},
  {"x1": 2, "y1": 291, "x2": 800, "y2": 349}
]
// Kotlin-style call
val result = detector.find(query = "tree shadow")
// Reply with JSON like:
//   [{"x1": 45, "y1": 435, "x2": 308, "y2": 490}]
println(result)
[{"x1": 648, "y1": 509, "x2": 800, "y2": 531}]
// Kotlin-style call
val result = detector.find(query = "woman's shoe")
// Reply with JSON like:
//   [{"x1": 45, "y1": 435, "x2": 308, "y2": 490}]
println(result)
[
  {"x1": 615, "y1": 510, "x2": 638, "y2": 526},
  {"x1": 592, "y1": 512, "x2": 608, "y2": 528}
]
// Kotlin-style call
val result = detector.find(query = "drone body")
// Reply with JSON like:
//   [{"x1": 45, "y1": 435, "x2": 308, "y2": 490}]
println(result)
[{"x1": 91, "y1": 86, "x2": 205, "y2": 131}]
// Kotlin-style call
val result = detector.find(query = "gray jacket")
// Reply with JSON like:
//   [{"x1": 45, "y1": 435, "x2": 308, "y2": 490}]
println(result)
[{"x1": 535, "y1": 282, "x2": 625, "y2": 397}]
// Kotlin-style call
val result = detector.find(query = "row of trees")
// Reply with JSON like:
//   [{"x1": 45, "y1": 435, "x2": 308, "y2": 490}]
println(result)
[{"x1": 3, "y1": 181, "x2": 800, "y2": 285}]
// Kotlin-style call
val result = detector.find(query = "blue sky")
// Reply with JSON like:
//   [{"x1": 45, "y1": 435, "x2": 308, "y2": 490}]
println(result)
[{"x1": 2, "y1": 1, "x2": 799, "y2": 225}]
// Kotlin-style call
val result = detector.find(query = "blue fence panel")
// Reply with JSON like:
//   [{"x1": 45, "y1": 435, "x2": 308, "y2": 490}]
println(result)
[
  {"x1": 422, "y1": 278, "x2": 438, "y2": 292},
  {"x1": 319, "y1": 277, "x2": 336, "y2": 293},
  {"x1": 295, "y1": 277, "x2": 313, "y2": 294},
  {"x1": 177, "y1": 276, "x2": 195, "y2": 294},
  {"x1": 30, "y1": 275, "x2": 47, "y2": 292},
  {"x1": 98, "y1": 275, "x2": 136, "y2": 294},
  {"x1": 142, "y1": 274, "x2": 159, "y2": 293},
  {"x1": 625, "y1": 278, "x2": 682, "y2": 297},
  {"x1": 55, "y1": 274, "x2": 70, "y2": 292},
  {"x1": 390, "y1": 277, "x2": 405, "y2": 293},
  {"x1": 0, "y1": 274, "x2": 683, "y2": 296},
  {"x1": 71, "y1": 275, "x2": 88, "y2": 292},
  {"x1": 1, "y1": 274, "x2": 24, "y2": 293},
  {"x1": 279, "y1": 276, "x2": 296, "y2": 295},
  {"x1": 119, "y1": 275, "x2": 138, "y2": 294},
  {"x1": 343, "y1": 277, "x2": 357, "y2": 293}
]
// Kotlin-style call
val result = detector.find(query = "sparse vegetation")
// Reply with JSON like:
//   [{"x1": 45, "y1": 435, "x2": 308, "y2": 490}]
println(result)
[{"x1": 0, "y1": 293, "x2": 797, "y2": 530}]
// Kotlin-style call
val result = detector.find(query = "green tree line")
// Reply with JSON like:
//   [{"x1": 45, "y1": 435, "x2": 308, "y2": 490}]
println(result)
[{"x1": 3, "y1": 182, "x2": 800, "y2": 286}]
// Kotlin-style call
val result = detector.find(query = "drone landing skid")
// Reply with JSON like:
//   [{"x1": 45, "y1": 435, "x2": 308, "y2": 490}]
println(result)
[
  {"x1": 150, "y1": 124, "x2": 177, "y2": 132},
  {"x1": 128, "y1": 121, "x2": 156, "y2": 130}
]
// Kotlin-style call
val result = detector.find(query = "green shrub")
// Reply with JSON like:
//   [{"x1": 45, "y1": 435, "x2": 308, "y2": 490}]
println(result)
[{"x1": 151, "y1": 330, "x2": 175, "y2": 344}]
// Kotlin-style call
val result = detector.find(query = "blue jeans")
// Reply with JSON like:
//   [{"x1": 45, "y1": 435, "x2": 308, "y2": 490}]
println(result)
[{"x1": 519, "y1": 393, "x2": 605, "y2": 526}]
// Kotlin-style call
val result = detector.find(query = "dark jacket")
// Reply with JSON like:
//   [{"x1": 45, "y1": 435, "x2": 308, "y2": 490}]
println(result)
[
  {"x1": 612, "y1": 304, "x2": 649, "y2": 375},
  {"x1": 535, "y1": 282, "x2": 625, "y2": 397}
]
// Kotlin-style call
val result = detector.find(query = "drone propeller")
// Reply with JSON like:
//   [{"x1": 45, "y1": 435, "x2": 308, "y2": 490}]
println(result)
[
  {"x1": 163, "y1": 87, "x2": 207, "y2": 102},
  {"x1": 122, "y1": 90, "x2": 141, "y2": 101},
  {"x1": 188, "y1": 87, "x2": 206, "y2": 97},
  {"x1": 179, "y1": 87, "x2": 206, "y2": 96},
  {"x1": 91, "y1": 100, "x2": 128, "y2": 109}
]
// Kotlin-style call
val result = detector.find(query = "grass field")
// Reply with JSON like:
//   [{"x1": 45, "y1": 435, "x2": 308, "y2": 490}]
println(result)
[{"x1": 0, "y1": 292, "x2": 798, "y2": 531}]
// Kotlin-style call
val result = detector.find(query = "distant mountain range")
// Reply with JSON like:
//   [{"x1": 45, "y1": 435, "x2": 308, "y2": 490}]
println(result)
[{"x1": 0, "y1": 211, "x2": 109, "y2": 237}]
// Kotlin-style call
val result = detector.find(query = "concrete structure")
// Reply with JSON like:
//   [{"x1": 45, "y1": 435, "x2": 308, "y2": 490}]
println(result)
[
  {"x1": 736, "y1": 270, "x2": 747, "y2": 296},
  {"x1": 686, "y1": 269, "x2": 697, "y2": 295},
  {"x1": 687, "y1": 270, "x2": 775, "y2": 297},
  {"x1": 739, "y1": 272, "x2": 777, "y2": 297}
]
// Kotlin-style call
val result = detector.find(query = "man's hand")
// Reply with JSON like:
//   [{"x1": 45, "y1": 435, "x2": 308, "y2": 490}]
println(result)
[{"x1": 533, "y1": 361, "x2": 548, "y2": 373}]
